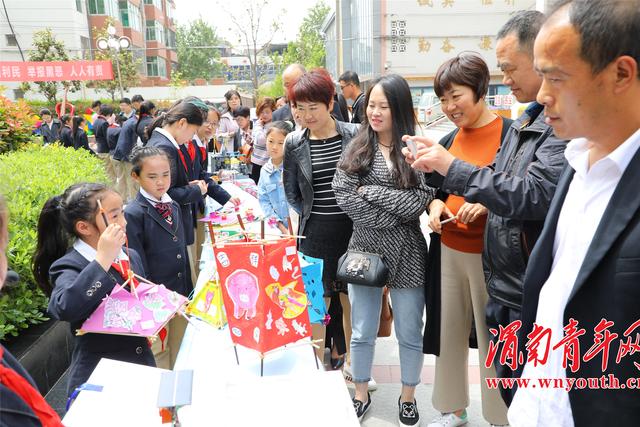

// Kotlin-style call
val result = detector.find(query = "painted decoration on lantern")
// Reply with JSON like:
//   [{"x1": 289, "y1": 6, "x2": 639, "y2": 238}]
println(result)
[
  {"x1": 299, "y1": 253, "x2": 328, "y2": 325},
  {"x1": 187, "y1": 279, "x2": 227, "y2": 329},
  {"x1": 78, "y1": 282, "x2": 187, "y2": 337},
  {"x1": 215, "y1": 238, "x2": 311, "y2": 353}
]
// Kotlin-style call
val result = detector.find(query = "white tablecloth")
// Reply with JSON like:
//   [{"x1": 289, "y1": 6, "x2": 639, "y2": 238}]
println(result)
[{"x1": 64, "y1": 181, "x2": 358, "y2": 426}]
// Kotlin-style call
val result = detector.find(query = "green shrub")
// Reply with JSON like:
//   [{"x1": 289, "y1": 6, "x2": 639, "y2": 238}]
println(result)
[
  {"x1": 0, "y1": 143, "x2": 108, "y2": 341},
  {"x1": 0, "y1": 95, "x2": 38, "y2": 154}
]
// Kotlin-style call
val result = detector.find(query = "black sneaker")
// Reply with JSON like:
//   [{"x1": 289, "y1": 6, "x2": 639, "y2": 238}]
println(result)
[
  {"x1": 352, "y1": 392, "x2": 371, "y2": 421},
  {"x1": 398, "y1": 397, "x2": 420, "y2": 426}
]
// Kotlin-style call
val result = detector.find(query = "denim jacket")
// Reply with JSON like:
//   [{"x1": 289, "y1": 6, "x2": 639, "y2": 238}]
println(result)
[{"x1": 258, "y1": 159, "x2": 289, "y2": 227}]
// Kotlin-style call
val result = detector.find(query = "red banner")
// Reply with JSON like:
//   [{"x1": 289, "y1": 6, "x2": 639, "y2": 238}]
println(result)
[{"x1": 0, "y1": 61, "x2": 114, "y2": 82}]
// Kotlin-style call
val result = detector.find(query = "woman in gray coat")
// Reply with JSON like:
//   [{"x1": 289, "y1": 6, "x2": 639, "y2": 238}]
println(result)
[{"x1": 333, "y1": 74, "x2": 434, "y2": 425}]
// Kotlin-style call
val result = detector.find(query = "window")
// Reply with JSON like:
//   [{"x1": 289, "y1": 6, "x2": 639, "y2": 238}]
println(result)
[
  {"x1": 80, "y1": 36, "x2": 91, "y2": 59},
  {"x1": 88, "y1": 0, "x2": 118, "y2": 18},
  {"x1": 119, "y1": 1, "x2": 142, "y2": 32},
  {"x1": 5, "y1": 34, "x2": 17, "y2": 46},
  {"x1": 143, "y1": 0, "x2": 162, "y2": 9},
  {"x1": 165, "y1": 1, "x2": 175, "y2": 24},
  {"x1": 75, "y1": 0, "x2": 83, "y2": 13},
  {"x1": 165, "y1": 29, "x2": 175, "y2": 48},
  {"x1": 146, "y1": 56, "x2": 167, "y2": 78},
  {"x1": 145, "y1": 20, "x2": 165, "y2": 44}
]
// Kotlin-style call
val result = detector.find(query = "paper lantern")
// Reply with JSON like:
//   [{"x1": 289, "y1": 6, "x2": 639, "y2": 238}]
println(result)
[
  {"x1": 214, "y1": 238, "x2": 312, "y2": 354},
  {"x1": 299, "y1": 253, "x2": 328, "y2": 325},
  {"x1": 78, "y1": 282, "x2": 188, "y2": 337}
]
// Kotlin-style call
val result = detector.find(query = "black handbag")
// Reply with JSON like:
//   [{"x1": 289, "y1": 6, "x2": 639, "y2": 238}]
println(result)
[{"x1": 336, "y1": 250, "x2": 389, "y2": 287}]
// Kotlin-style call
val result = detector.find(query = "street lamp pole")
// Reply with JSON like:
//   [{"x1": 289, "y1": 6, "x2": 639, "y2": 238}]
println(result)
[{"x1": 96, "y1": 25, "x2": 131, "y2": 99}]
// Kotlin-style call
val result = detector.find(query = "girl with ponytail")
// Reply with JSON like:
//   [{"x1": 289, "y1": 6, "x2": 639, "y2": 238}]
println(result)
[
  {"x1": 32, "y1": 183, "x2": 155, "y2": 398},
  {"x1": 147, "y1": 99, "x2": 234, "y2": 284}
]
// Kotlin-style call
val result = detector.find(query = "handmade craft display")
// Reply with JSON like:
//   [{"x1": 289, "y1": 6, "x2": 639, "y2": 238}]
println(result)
[
  {"x1": 214, "y1": 238, "x2": 312, "y2": 355},
  {"x1": 187, "y1": 278, "x2": 227, "y2": 329},
  {"x1": 299, "y1": 253, "x2": 329, "y2": 325},
  {"x1": 79, "y1": 200, "x2": 189, "y2": 338},
  {"x1": 77, "y1": 280, "x2": 188, "y2": 337}
]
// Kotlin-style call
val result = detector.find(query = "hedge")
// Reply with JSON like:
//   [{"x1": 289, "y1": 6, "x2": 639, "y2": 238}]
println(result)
[{"x1": 0, "y1": 144, "x2": 108, "y2": 340}]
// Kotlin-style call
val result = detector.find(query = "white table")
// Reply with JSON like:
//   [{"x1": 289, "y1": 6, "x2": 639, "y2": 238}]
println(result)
[{"x1": 62, "y1": 181, "x2": 358, "y2": 427}]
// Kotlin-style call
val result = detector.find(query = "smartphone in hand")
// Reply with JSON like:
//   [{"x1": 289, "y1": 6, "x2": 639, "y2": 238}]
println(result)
[{"x1": 406, "y1": 139, "x2": 418, "y2": 157}]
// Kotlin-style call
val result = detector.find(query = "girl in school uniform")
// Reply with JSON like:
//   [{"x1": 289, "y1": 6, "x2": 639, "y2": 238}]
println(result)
[
  {"x1": 125, "y1": 147, "x2": 189, "y2": 369},
  {"x1": 59, "y1": 114, "x2": 74, "y2": 148},
  {"x1": 32, "y1": 182, "x2": 156, "y2": 398},
  {"x1": 258, "y1": 121, "x2": 293, "y2": 235},
  {"x1": 146, "y1": 99, "x2": 234, "y2": 285},
  {"x1": 71, "y1": 116, "x2": 94, "y2": 154}
]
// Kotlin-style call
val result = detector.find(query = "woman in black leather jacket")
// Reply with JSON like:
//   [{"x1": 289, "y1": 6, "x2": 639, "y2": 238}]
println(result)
[{"x1": 283, "y1": 68, "x2": 359, "y2": 370}]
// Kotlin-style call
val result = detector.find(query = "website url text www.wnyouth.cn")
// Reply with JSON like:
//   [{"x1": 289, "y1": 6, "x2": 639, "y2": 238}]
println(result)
[{"x1": 486, "y1": 375, "x2": 638, "y2": 392}]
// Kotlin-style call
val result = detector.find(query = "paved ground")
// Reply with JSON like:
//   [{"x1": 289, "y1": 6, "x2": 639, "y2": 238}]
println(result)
[
  {"x1": 345, "y1": 335, "x2": 488, "y2": 427},
  {"x1": 46, "y1": 332, "x2": 489, "y2": 426}
]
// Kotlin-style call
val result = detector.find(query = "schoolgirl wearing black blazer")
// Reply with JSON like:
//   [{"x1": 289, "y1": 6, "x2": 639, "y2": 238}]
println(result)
[{"x1": 33, "y1": 183, "x2": 155, "y2": 397}]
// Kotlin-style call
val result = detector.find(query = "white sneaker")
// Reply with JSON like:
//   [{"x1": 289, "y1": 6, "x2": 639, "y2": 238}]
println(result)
[
  {"x1": 426, "y1": 412, "x2": 468, "y2": 427},
  {"x1": 343, "y1": 365, "x2": 378, "y2": 391}
]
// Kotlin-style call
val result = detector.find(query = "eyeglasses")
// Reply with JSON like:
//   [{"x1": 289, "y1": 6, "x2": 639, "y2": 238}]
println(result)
[{"x1": 203, "y1": 121, "x2": 219, "y2": 127}]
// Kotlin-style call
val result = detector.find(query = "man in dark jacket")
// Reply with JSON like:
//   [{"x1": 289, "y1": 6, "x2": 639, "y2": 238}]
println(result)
[
  {"x1": 273, "y1": 64, "x2": 346, "y2": 124},
  {"x1": 405, "y1": 11, "x2": 567, "y2": 405},
  {"x1": 339, "y1": 71, "x2": 365, "y2": 123}
]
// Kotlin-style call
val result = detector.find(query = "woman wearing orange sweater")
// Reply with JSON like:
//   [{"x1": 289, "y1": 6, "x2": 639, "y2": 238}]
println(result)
[{"x1": 425, "y1": 53, "x2": 510, "y2": 427}]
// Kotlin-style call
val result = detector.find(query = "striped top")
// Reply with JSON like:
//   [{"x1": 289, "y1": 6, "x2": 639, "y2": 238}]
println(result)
[
  {"x1": 309, "y1": 135, "x2": 348, "y2": 219},
  {"x1": 251, "y1": 121, "x2": 270, "y2": 166}
]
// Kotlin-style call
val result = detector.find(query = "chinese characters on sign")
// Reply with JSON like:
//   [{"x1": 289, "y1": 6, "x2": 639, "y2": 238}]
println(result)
[
  {"x1": 486, "y1": 319, "x2": 640, "y2": 373},
  {"x1": 0, "y1": 61, "x2": 114, "y2": 82}
]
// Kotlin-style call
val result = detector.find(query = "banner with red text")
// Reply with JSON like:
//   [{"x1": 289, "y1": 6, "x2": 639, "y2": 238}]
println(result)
[{"x1": 0, "y1": 61, "x2": 114, "y2": 82}]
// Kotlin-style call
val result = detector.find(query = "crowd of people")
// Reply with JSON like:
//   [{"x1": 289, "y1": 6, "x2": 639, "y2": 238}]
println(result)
[{"x1": 1, "y1": 0, "x2": 639, "y2": 426}]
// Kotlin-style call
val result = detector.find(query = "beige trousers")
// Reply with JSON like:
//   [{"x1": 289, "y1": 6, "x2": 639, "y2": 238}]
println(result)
[
  {"x1": 186, "y1": 243, "x2": 199, "y2": 288},
  {"x1": 113, "y1": 159, "x2": 138, "y2": 202},
  {"x1": 150, "y1": 315, "x2": 188, "y2": 369},
  {"x1": 432, "y1": 244, "x2": 509, "y2": 425},
  {"x1": 97, "y1": 153, "x2": 116, "y2": 186}
]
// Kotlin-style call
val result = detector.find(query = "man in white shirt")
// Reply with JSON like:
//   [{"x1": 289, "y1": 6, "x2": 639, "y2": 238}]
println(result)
[{"x1": 507, "y1": 1, "x2": 640, "y2": 426}]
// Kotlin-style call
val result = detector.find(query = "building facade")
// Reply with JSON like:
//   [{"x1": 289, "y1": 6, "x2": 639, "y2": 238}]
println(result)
[
  {"x1": 0, "y1": 0, "x2": 177, "y2": 99},
  {"x1": 323, "y1": 0, "x2": 539, "y2": 106}
]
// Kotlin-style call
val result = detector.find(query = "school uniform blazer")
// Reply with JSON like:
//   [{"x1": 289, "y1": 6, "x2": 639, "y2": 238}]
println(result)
[
  {"x1": 73, "y1": 129, "x2": 94, "y2": 154},
  {"x1": 48, "y1": 247, "x2": 155, "y2": 395},
  {"x1": 514, "y1": 146, "x2": 640, "y2": 425},
  {"x1": 191, "y1": 138, "x2": 231, "y2": 217},
  {"x1": 125, "y1": 193, "x2": 191, "y2": 296},
  {"x1": 93, "y1": 116, "x2": 109, "y2": 153},
  {"x1": 112, "y1": 115, "x2": 138, "y2": 162},
  {"x1": 106, "y1": 126, "x2": 121, "y2": 155},
  {"x1": 147, "y1": 130, "x2": 202, "y2": 245},
  {"x1": 60, "y1": 126, "x2": 73, "y2": 148},
  {"x1": 0, "y1": 345, "x2": 41, "y2": 426}
]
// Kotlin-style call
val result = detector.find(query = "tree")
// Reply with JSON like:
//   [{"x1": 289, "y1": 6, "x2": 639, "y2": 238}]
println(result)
[
  {"x1": 89, "y1": 19, "x2": 141, "y2": 101},
  {"x1": 20, "y1": 29, "x2": 80, "y2": 105},
  {"x1": 223, "y1": 0, "x2": 284, "y2": 98},
  {"x1": 259, "y1": 1, "x2": 330, "y2": 99},
  {"x1": 282, "y1": 1, "x2": 331, "y2": 69},
  {"x1": 176, "y1": 18, "x2": 225, "y2": 83}
]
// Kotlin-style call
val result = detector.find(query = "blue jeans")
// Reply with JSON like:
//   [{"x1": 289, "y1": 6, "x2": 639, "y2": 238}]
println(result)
[{"x1": 349, "y1": 284, "x2": 425, "y2": 386}]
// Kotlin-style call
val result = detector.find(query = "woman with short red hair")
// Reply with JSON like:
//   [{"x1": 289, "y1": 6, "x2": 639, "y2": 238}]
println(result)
[{"x1": 283, "y1": 68, "x2": 359, "y2": 372}]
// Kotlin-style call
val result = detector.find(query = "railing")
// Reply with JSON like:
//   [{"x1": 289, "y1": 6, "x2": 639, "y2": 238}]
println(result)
[{"x1": 418, "y1": 94, "x2": 515, "y2": 129}]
